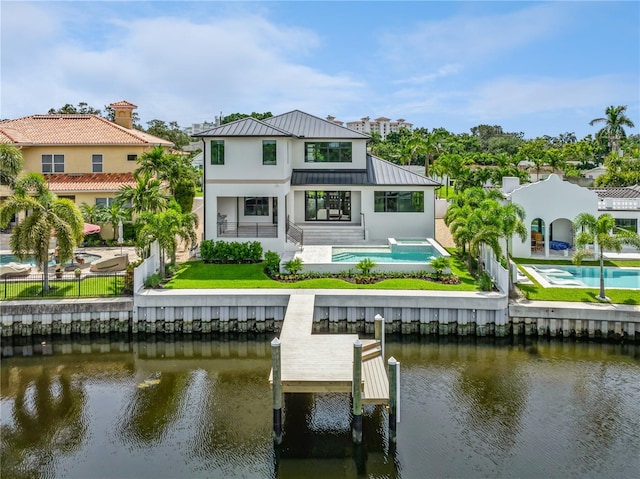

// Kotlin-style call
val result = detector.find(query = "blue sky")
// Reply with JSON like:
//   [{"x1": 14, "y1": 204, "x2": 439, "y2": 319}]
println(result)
[{"x1": 2, "y1": 1, "x2": 638, "y2": 139}]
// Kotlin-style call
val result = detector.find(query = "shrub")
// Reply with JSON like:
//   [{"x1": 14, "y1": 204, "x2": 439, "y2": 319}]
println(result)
[
  {"x1": 144, "y1": 273, "x2": 162, "y2": 288},
  {"x1": 264, "y1": 251, "x2": 281, "y2": 276},
  {"x1": 430, "y1": 256, "x2": 450, "y2": 279},
  {"x1": 249, "y1": 241, "x2": 263, "y2": 263},
  {"x1": 284, "y1": 257, "x2": 303, "y2": 275},
  {"x1": 200, "y1": 240, "x2": 215, "y2": 262},
  {"x1": 355, "y1": 258, "x2": 376, "y2": 276},
  {"x1": 477, "y1": 272, "x2": 494, "y2": 291}
]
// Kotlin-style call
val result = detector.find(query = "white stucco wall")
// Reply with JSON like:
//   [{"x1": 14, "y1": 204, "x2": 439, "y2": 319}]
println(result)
[{"x1": 509, "y1": 174, "x2": 599, "y2": 258}]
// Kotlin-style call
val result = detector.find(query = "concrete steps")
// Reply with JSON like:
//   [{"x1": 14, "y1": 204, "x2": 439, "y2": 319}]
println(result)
[{"x1": 301, "y1": 225, "x2": 366, "y2": 245}]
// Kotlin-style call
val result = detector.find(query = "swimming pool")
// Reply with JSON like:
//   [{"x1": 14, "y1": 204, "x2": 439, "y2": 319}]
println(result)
[
  {"x1": 332, "y1": 247, "x2": 439, "y2": 263},
  {"x1": 332, "y1": 238, "x2": 444, "y2": 264},
  {"x1": 0, "y1": 253, "x2": 101, "y2": 268},
  {"x1": 527, "y1": 265, "x2": 640, "y2": 289}
]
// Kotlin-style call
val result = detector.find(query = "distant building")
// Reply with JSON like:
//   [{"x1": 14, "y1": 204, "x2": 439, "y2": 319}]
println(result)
[
  {"x1": 184, "y1": 121, "x2": 219, "y2": 136},
  {"x1": 343, "y1": 116, "x2": 413, "y2": 140}
]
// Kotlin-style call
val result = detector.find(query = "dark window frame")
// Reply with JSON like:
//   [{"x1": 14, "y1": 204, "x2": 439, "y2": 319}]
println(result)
[
  {"x1": 304, "y1": 142, "x2": 352, "y2": 163},
  {"x1": 211, "y1": 140, "x2": 225, "y2": 165},
  {"x1": 127, "y1": 154, "x2": 138, "y2": 162},
  {"x1": 92, "y1": 154, "x2": 103, "y2": 173},
  {"x1": 42, "y1": 154, "x2": 65, "y2": 174},
  {"x1": 244, "y1": 197, "x2": 269, "y2": 216},
  {"x1": 374, "y1": 191, "x2": 424, "y2": 213},
  {"x1": 263, "y1": 140, "x2": 277, "y2": 165}
]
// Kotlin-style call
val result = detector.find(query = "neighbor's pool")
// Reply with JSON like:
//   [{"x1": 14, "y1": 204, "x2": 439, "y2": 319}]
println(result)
[
  {"x1": 0, "y1": 253, "x2": 101, "y2": 268},
  {"x1": 528, "y1": 265, "x2": 640, "y2": 289}
]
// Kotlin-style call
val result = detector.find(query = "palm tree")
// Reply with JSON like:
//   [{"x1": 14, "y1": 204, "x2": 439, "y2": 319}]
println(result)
[
  {"x1": 137, "y1": 201, "x2": 198, "y2": 275},
  {"x1": 117, "y1": 171, "x2": 170, "y2": 214},
  {"x1": 589, "y1": 105, "x2": 635, "y2": 154},
  {"x1": 0, "y1": 143, "x2": 24, "y2": 188},
  {"x1": 100, "y1": 201, "x2": 131, "y2": 241},
  {"x1": 0, "y1": 173, "x2": 83, "y2": 290},
  {"x1": 79, "y1": 202, "x2": 102, "y2": 225},
  {"x1": 572, "y1": 213, "x2": 640, "y2": 300},
  {"x1": 498, "y1": 203, "x2": 527, "y2": 295}
]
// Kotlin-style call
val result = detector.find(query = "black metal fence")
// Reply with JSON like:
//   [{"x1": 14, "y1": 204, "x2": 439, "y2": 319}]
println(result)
[
  {"x1": 218, "y1": 222, "x2": 278, "y2": 238},
  {"x1": 1, "y1": 271, "x2": 130, "y2": 300}
]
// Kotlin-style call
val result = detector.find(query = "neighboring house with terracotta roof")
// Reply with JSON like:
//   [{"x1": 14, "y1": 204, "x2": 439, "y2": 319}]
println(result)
[
  {"x1": 0, "y1": 101, "x2": 173, "y2": 211},
  {"x1": 194, "y1": 110, "x2": 440, "y2": 254}
]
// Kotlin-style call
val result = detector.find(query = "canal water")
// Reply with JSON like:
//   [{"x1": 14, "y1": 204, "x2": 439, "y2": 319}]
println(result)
[{"x1": 1, "y1": 335, "x2": 639, "y2": 478}]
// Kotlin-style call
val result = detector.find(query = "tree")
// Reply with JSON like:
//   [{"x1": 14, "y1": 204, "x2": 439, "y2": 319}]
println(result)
[
  {"x1": 99, "y1": 201, "x2": 130, "y2": 241},
  {"x1": 0, "y1": 143, "x2": 24, "y2": 188},
  {"x1": 221, "y1": 112, "x2": 273, "y2": 124},
  {"x1": 145, "y1": 120, "x2": 191, "y2": 149},
  {"x1": 136, "y1": 201, "x2": 198, "y2": 275},
  {"x1": 48, "y1": 102, "x2": 102, "y2": 115},
  {"x1": 498, "y1": 203, "x2": 527, "y2": 295},
  {"x1": 572, "y1": 213, "x2": 640, "y2": 301},
  {"x1": 79, "y1": 202, "x2": 102, "y2": 225},
  {"x1": 0, "y1": 173, "x2": 84, "y2": 290},
  {"x1": 117, "y1": 171, "x2": 170, "y2": 215},
  {"x1": 589, "y1": 105, "x2": 635, "y2": 154}
]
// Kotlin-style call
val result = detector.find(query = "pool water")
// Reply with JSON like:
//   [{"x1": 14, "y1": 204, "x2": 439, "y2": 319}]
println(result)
[
  {"x1": 0, "y1": 253, "x2": 101, "y2": 268},
  {"x1": 530, "y1": 265, "x2": 640, "y2": 289},
  {"x1": 332, "y1": 245, "x2": 440, "y2": 263}
]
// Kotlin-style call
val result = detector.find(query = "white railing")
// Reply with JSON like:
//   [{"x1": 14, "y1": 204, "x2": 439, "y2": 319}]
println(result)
[
  {"x1": 133, "y1": 241, "x2": 161, "y2": 293},
  {"x1": 481, "y1": 244, "x2": 509, "y2": 293},
  {"x1": 598, "y1": 198, "x2": 640, "y2": 210}
]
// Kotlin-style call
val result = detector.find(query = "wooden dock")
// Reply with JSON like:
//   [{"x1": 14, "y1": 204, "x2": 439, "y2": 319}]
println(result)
[{"x1": 271, "y1": 294, "x2": 388, "y2": 405}]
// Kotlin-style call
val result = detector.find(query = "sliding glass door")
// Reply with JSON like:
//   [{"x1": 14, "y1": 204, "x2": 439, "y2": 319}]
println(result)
[{"x1": 305, "y1": 191, "x2": 351, "y2": 221}]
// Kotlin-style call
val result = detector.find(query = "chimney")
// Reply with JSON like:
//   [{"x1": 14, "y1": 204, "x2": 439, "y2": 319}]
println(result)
[{"x1": 109, "y1": 100, "x2": 137, "y2": 129}]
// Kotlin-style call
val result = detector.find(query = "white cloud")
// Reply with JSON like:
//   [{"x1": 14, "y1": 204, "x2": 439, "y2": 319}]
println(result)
[
  {"x1": 394, "y1": 64, "x2": 463, "y2": 85},
  {"x1": 1, "y1": 4, "x2": 367, "y2": 124}
]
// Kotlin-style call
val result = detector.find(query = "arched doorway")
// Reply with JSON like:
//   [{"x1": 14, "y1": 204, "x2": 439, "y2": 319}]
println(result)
[{"x1": 530, "y1": 218, "x2": 545, "y2": 253}]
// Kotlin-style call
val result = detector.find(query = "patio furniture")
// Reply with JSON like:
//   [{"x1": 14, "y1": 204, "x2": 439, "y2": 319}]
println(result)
[
  {"x1": 89, "y1": 254, "x2": 128, "y2": 272},
  {"x1": 549, "y1": 240, "x2": 571, "y2": 250},
  {"x1": 0, "y1": 262, "x2": 32, "y2": 277}
]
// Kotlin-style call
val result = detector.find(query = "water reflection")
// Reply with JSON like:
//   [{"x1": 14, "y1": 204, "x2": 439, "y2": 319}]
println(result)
[
  {"x1": 1, "y1": 366, "x2": 87, "y2": 478},
  {"x1": 1, "y1": 335, "x2": 638, "y2": 479}
]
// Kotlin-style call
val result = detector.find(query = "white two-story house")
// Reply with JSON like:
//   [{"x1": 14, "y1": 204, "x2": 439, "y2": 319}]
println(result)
[{"x1": 195, "y1": 110, "x2": 440, "y2": 255}]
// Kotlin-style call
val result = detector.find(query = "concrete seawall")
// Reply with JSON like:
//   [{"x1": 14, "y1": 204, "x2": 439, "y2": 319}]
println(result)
[{"x1": 2, "y1": 289, "x2": 638, "y2": 341}]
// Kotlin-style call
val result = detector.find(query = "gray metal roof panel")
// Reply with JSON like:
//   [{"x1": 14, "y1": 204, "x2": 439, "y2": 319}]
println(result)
[
  {"x1": 367, "y1": 155, "x2": 441, "y2": 186},
  {"x1": 291, "y1": 169, "x2": 369, "y2": 185},
  {"x1": 193, "y1": 117, "x2": 293, "y2": 137},
  {"x1": 264, "y1": 110, "x2": 371, "y2": 139}
]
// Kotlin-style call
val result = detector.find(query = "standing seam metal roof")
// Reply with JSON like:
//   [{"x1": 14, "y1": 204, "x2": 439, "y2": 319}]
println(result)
[
  {"x1": 194, "y1": 117, "x2": 293, "y2": 137},
  {"x1": 264, "y1": 110, "x2": 371, "y2": 139}
]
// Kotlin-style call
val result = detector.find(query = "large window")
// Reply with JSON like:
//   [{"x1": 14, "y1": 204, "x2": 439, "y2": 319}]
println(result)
[
  {"x1": 244, "y1": 197, "x2": 269, "y2": 216},
  {"x1": 42, "y1": 154, "x2": 64, "y2": 173},
  {"x1": 92, "y1": 154, "x2": 103, "y2": 173},
  {"x1": 263, "y1": 140, "x2": 276, "y2": 165},
  {"x1": 305, "y1": 142, "x2": 352, "y2": 163},
  {"x1": 615, "y1": 218, "x2": 638, "y2": 232},
  {"x1": 211, "y1": 140, "x2": 225, "y2": 165},
  {"x1": 374, "y1": 191, "x2": 424, "y2": 212}
]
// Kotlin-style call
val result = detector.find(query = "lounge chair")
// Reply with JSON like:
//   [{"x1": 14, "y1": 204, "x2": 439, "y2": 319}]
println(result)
[
  {"x1": 90, "y1": 254, "x2": 128, "y2": 273},
  {"x1": 0, "y1": 262, "x2": 32, "y2": 277}
]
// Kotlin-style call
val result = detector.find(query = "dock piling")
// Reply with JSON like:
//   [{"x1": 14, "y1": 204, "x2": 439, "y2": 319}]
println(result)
[
  {"x1": 374, "y1": 314, "x2": 385, "y2": 359},
  {"x1": 352, "y1": 339, "x2": 363, "y2": 443},
  {"x1": 388, "y1": 356, "x2": 399, "y2": 443},
  {"x1": 271, "y1": 337, "x2": 282, "y2": 445}
]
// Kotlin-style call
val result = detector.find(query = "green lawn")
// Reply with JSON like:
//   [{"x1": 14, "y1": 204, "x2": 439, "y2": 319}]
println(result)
[
  {"x1": 163, "y1": 260, "x2": 479, "y2": 291},
  {"x1": 513, "y1": 257, "x2": 640, "y2": 305}
]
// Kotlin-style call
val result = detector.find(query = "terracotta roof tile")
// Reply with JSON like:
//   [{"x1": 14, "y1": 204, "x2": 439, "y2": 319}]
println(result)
[
  {"x1": 109, "y1": 100, "x2": 138, "y2": 109},
  {"x1": 0, "y1": 114, "x2": 172, "y2": 146},
  {"x1": 44, "y1": 173, "x2": 136, "y2": 192}
]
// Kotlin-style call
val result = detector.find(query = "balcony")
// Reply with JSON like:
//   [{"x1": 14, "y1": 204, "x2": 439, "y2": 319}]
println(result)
[{"x1": 598, "y1": 198, "x2": 640, "y2": 210}]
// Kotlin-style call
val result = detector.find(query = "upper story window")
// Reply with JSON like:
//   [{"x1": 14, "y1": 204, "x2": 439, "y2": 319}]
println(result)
[
  {"x1": 211, "y1": 140, "x2": 225, "y2": 165},
  {"x1": 374, "y1": 191, "x2": 424, "y2": 213},
  {"x1": 305, "y1": 142, "x2": 352, "y2": 163},
  {"x1": 42, "y1": 154, "x2": 64, "y2": 173},
  {"x1": 263, "y1": 140, "x2": 276, "y2": 165},
  {"x1": 127, "y1": 154, "x2": 138, "y2": 162},
  {"x1": 244, "y1": 197, "x2": 269, "y2": 216},
  {"x1": 92, "y1": 154, "x2": 103, "y2": 173}
]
